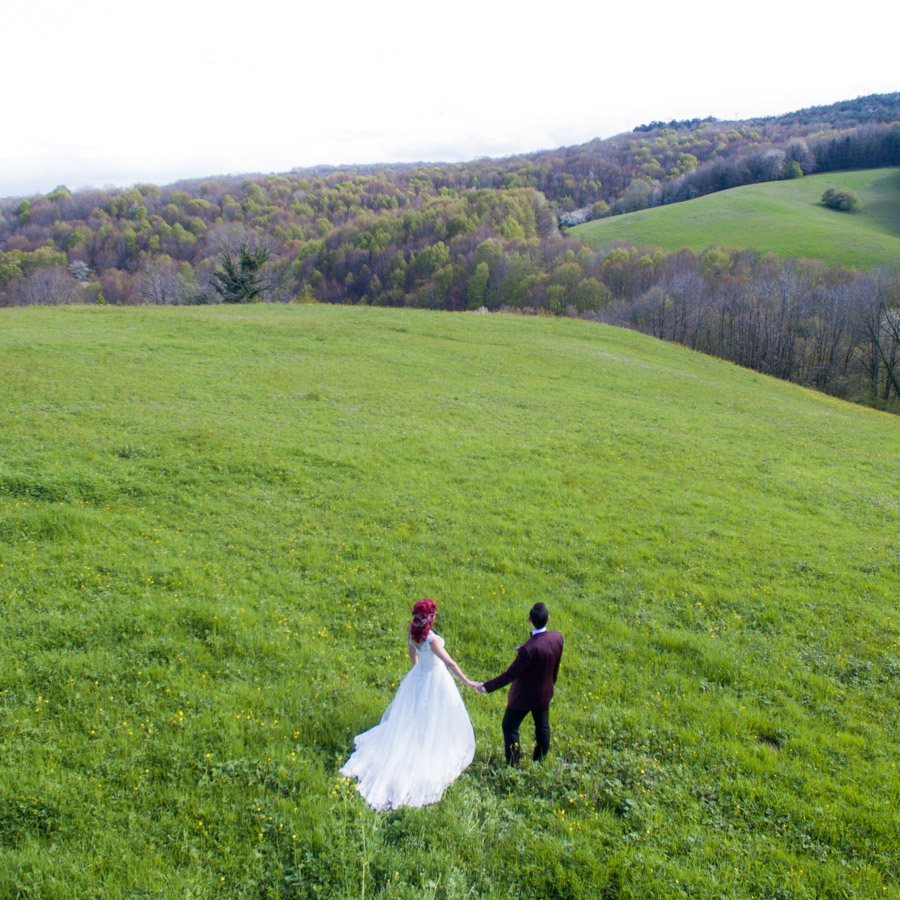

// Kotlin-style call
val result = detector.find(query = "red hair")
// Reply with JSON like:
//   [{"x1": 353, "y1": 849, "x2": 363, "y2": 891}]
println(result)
[{"x1": 409, "y1": 598, "x2": 436, "y2": 644}]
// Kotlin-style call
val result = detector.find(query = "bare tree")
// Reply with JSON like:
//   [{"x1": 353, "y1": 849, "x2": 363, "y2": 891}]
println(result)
[
  {"x1": 138, "y1": 256, "x2": 189, "y2": 305},
  {"x1": 11, "y1": 267, "x2": 83, "y2": 306},
  {"x1": 203, "y1": 223, "x2": 272, "y2": 259}
]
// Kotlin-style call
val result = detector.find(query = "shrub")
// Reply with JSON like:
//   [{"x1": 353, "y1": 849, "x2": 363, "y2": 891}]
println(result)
[{"x1": 821, "y1": 187, "x2": 860, "y2": 212}]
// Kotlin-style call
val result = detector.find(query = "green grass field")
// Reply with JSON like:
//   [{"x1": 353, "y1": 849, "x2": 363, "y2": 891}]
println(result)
[
  {"x1": 573, "y1": 168, "x2": 900, "y2": 269},
  {"x1": 1, "y1": 304, "x2": 899, "y2": 899}
]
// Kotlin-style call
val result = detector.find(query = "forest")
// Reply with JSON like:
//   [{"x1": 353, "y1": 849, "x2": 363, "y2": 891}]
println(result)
[
  {"x1": 0, "y1": 93, "x2": 898, "y2": 411},
  {"x1": 595, "y1": 247, "x2": 900, "y2": 409}
]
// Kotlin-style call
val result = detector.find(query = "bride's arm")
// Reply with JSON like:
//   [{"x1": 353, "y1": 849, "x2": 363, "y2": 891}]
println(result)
[
  {"x1": 430, "y1": 637, "x2": 477, "y2": 688},
  {"x1": 408, "y1": 640, "x2": 418, "y2": 665}
]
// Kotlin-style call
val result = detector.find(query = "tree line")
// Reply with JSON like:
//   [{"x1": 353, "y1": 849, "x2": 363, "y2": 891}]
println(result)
[{"x1": 594, "y1": 246, "x2": 900, "y2": 411}]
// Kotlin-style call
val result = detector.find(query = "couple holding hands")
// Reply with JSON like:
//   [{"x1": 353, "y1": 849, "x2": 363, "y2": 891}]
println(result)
[{"x1": 340, "y1": 599, "x2": 564, "y2": 811}]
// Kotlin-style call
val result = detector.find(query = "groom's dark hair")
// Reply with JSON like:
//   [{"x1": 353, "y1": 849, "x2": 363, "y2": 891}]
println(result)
[{"x1": 529, "y1": 602, "x2": 549, "y2": 629}]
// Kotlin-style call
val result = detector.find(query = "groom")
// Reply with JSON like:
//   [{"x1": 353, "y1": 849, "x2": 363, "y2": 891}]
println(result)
[{"x1": 477, "y1": 602, "x2": 563, "y2": 765}]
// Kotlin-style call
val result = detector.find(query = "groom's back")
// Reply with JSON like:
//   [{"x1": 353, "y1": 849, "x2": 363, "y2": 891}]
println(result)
[{"x1": 508, "y1": 630, "x2": 563, "y2": 710}]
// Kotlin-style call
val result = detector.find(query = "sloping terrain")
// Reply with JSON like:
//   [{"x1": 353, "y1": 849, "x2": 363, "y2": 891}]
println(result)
[
  {"x1": 574, "y1": 168, "x2": 900, "y2": 269},
  {"x1": 1, "y1": 305, "x2": 898, "y2": 898}
]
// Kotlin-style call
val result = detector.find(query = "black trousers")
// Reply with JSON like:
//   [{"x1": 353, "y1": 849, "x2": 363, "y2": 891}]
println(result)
[{"x1": 501, "y1": 705, "x2": 551, "y2": 765}]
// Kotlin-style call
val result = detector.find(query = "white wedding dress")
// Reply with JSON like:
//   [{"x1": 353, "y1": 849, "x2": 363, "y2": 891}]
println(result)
[{"x1": 340, "y1": 632, "x2": 476, "y2": 810}]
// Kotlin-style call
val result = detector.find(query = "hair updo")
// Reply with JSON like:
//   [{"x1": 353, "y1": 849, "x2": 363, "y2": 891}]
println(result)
[{"x1": 409, "y1": 598, "x2": 436, "y2": 644}]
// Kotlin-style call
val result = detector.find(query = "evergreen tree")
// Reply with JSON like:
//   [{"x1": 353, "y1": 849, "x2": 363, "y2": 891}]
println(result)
[{"x1": 210, "y1": 244, "x2": 270, "y2": 303}]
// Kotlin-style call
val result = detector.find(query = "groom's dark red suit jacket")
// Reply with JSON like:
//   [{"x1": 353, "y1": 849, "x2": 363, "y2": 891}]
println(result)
[{"x1": 483, "y1": 630, "x2": 563, "y2": 710}]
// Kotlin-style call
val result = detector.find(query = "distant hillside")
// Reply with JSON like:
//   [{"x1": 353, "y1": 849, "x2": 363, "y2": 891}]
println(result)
[
  {"x1": 572, "y1": 168, "x2": 900, "y2": 270},
  {"x1": 1, "y1": 93, "x2": 899, "y2": 413}
]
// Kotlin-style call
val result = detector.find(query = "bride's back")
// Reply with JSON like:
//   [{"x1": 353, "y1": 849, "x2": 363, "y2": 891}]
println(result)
[{"x1": 414, "y1": 632, "x2": 442, "y2": 668}]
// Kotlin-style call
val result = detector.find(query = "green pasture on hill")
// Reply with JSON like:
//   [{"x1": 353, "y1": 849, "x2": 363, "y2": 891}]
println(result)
[
  {"x1": 1, "y1": 304, "x2": 898, "y2": 899},
  {"x1": 573, "y1": 168, "x2": 900, "y2": 269}
]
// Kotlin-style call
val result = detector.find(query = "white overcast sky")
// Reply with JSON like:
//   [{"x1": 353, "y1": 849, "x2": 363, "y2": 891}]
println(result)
[{"x1": 3, "y1": 0, "x2": 897, "y2": 199}]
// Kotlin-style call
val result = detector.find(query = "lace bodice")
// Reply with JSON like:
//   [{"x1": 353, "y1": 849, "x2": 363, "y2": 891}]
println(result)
[{"x1": 411, "y1": 632, "x2": 443, "y2": 669}]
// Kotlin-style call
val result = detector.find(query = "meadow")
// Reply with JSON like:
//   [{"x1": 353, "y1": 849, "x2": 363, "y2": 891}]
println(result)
[
  {"x1": 573, "y1": 168, "x2": 900, "y2": 269},
  {"x1": 1, "y1": 304, "x2": 898, "y2": 899}
]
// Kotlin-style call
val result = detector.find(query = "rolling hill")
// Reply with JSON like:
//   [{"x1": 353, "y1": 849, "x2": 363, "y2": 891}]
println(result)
[
  {"x1": 1, "y1": 304, "x2": 898, "y2": 899},
  {"x1": 572, "y1": 168, "x2": 900, "y2": 269}
]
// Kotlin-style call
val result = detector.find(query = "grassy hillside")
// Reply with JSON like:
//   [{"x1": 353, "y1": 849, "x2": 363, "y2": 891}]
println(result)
[
  {"x1": 1, "y1": 305, "x2": 898, "y2": 899},
  {"x1": 573, "y1": 168, "x2": 900, "y2": 269}
]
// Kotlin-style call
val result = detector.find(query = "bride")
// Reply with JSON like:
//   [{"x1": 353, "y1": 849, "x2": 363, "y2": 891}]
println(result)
[{"x1": 340, "y1": 598, "x2": 480, "y2": 810}]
